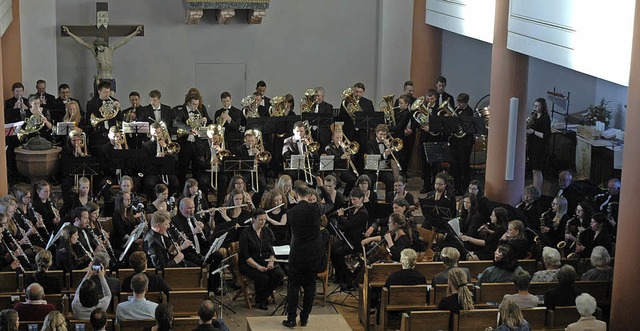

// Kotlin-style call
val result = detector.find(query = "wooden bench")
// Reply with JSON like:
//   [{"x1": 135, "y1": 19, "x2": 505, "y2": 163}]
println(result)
[
  {"x1": 18, "y1": 321, "x2": 44, "y2": 331},
  {"x1": 168, "y1": 290, "x2": 209, "y2": 316},
  {"x1": 479, "y1": 281, "x2": 610, "y2": 306},
  {"x1": 161, "y1": 267, "x2": 206, "y2": 289},
  {"x1": 547, "y1": 306, "x2": 580, "y2": 329},
  {"x1": 172, "y1": 317, "x2": 201, "y2": 329},
  {"x1": 456, "y1": 308, "x2": 499, "y2": 331},
  {"x1": 379, "y1": 285, "x2": 429, "y2": 331},
  {"x1": 430, "y1": 284, "x2": 477, "y2": 307},
  {"x1": 20, "y1": 270, "x2": 65, "y2": 291},
  {"x1": 519, "y1": 307, "x2": 548, "y2": 331},
  {"x1": 400, "y1": 310, "x2": 451, "y2": 331},
  {"x1": 116, "y1": 268, "x2": 157, "y2": 282},
  {"x1": 0, "y1": 294, "x2": 21, "y2": 310},
  {"x1": 115, "y1": 319, "x2": 155, "y2": 331},
  {"x1": 0, "y1": 271, "x2": 20, "y2": 293},
  {"x1": 69, "y1": 319, "x2": 114, "y2": 331}
]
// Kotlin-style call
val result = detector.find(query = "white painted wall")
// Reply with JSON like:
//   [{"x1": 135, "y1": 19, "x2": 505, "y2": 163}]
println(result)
[
  {"x1": 20, "y1": 0, "x2": 57, "y2": 95},
  {"x1": 53, "y1": 0, "x2": 402, "y2": 109},
  {"x1": 0, "y1": 0, "x2": 12, "y2": 37},
  {"x1": 376, "y1": 0, "x2": 413, "y2": 100}
]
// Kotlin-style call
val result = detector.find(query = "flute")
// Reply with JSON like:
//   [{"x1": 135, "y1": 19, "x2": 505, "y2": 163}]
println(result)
[
  {"x1": 196, "y1": 204, "x2": 248, "y2": 215},
  {"x1": 265, "y1": 203, "x2": 285, "y2": 214},
  {"x1": 328, "y1": 204, "x2": 357, "y2": 217}
]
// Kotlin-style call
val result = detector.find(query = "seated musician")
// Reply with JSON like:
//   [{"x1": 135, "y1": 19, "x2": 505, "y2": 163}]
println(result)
[
  {"x1": 12, "y1": 184, "x2": 49, "y2": 248},
  {"x1": 364, "y1": 124, "x2": 397, "y2": 195},
  {"x1": 282, "y1": 121, "x2": 318, "y2": 181},
  {"x1": 385, "y1": 176, "x2": 414, "y2": 205},
  {"x1": 147, "y1": 184, "x2": 175, "y2": 217},
  {"x1": 0, "y1": 205, "x2": 27, "y2": 272},
  {"x1": 331, "y1": 188, "x2": 368, "y2": 288},
  {"x1": 461, "y1": 207, "x2": 509, "y2": 260},
  {"x1": 276, "y1": 175, "x2": 297, "y2": 206},
  {"x1": 214, "y1": 188, "x2": 253, "y2": 245},
  {"x1": 459, "y1": 193, "x2": 483, "y2": 241},
  {"x1": 592, "y1": 178, "x2": 620, "y2": 219},
  {"x1": 194, "y1": 124, "x2": 229, "y2": 203},
  {"x1": 171, "y1": 197, "x2": 210, "y2": 266},
  {"x1": 516, "y1": 185, "x2": 544, "y2": 230},
  {"x1": 1, "y1": 198, "x2": 36, "y2": 264},
  {"x1": 238, "y1": 209, "x2": 285, "y2": 310},
  {"x1": 540, "y1": 196, "x2": 569, "y2": 247},
  {"x1": 223, "y1": 175, "x2": 256, "y2": 209},
  {"x1": 25, "y1": 95, "x2": 55, "y2": 141},
  {"x1": 235, "y1": 130, "x2": 267, "y2": 199},
  {"x1": 361, "y1": 213, "x2": 414, "y2": 262},
  {"x1": 58, "y1": 129, "x2": 91, "y2": 204},
  {"x1": 431, "y1": 247, "x2": 471, "y2": 286},
  {"x1": 55, "y1": 226, "x2": 92, "y2": 273},
  {"x1": 142, "y1": 122, "x2": 179, "y2": 196},
  {"x1": 260, "y1": 189, "x2": 289, "y2": 245},
  {"x1": 181, "y1": 179, "x2": 211, "y2": 222},
  {"x1": 499, "y1": 220, "x2": 530, "y2": 259},
  {"x1": 118, "y1": 175, "x2": 142, "y2": 207},
  {"x1": 60, "y1": 176, "x2": 91, "y2": 218},
  {"x1": 420, "y1": 173, "x2": 457, "y2": 232},
  {"x1": 144, "y1": 210, "x2": 196, "y2": 269},
  {"x1": 322, "y1": 175, "x2": 346, "y2": 224},
  {"x1": 575, "y1": 213, "x2": 614, "y2": 258},
  {"x1": 110, "y1": 191, "x2": 143, "y2": 258},
  {"x1": 563, "y1": 201, "x2": 592, "y2": 258},
  {"x1": 355, "y1": 174, "x2": 377, "y2": 203},
  {"x1": 62, "y1": 100, "x2": 85, "y2": 131},
  {"x1": 97, "y1": 126, "x2": 128, "y2": 185},
  {"x1": 365, "y1": 198, "x2": 412, "y2": 239},
  {"x1": 468, "y1": 180, "x2": 492, "y2": 222},
  {"x1": 70, "y1": 207, "x2": 104, "y2": 259},
  {"x1": 324, "y1": 127, "x2": 356, "y2": 196},
  {"x1": 31, "y1": 180, "x2": 61, "y2": 234},
  {"x1": 85, "y1": 202, "x2": 116, "y2": 266}
]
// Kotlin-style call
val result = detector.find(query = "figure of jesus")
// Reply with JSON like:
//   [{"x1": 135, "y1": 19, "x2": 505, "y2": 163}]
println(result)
[{"x1": 62, "y1": 25, "x2": 143, "y2": 89}]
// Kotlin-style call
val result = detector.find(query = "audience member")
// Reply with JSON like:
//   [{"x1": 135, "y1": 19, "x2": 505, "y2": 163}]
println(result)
[
  {"x1": 193, "y1": 300, "x2": 225, "y2": 331},
  {"x1": 0, "y1": 309, "x2": 18, "y2": 331},
  {"x1": 478, "y1": 244, "x2": 524, "y2": 285},
  {"x1": 13, "y1": 283, "x2": 56, "y2": 321},
  {"x1": 438, "y1": 267, "x2": 474, "y2": 313},
  {"x1": 501, "y1": 270, "x2": 539, "y2": 309},
  {"x1": 90, "y1": 253, "x2": 121, "y2": 295},
  {"x1": 486, "y1": 298, "x2": 531, "y2": 331},
  {"x1": 116, "y1": 274, "x2": 158, "y2": 321},
  {"x1": 41, "y1": 311, "x2": 67, "y2": 331},
  {"x1": 531, "y1": 247, "x2": 560, "y2": 282},
  {"x1": 146, "y1": 303, "x2": 173, "y2": 331},
  {"x1": 566, "y1": 293, "x2": 607, "y2": 331},
  {"x1": 580, "y1": 246, "x2": 613, "y2": 282},
  {"x1": 71, "y1": 262, "x2": 112, "y2": 319},
  {"x1": 90, "y1": 308, "x2": 108, "y2": 331},
  {"x1": 544, "y1": 265, "x2": 582, "y2": 309},
  {"x1": 24, "y1": 250, "x2": 62, "y2": 295},
  {"x1": 122, "y1": 251, "x2": 170, "y2": 296},
  {"x1": 431, "y1": 247, "x2": 471, "y2": 286}
]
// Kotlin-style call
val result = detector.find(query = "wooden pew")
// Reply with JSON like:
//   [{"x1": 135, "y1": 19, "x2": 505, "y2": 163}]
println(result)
[
  {"x1": 400, "y1": 310, "x2": 451, "y2": 331},
  {"x1": 456, "y1": 308, "x2": 499, "y2": 331},
  {"x1": 115, "y1": 319, "x2": 155, "y2": 331},
  {"x1": 479, "y1": 281, "x2": 610, "y2": 307},
  {"x1": 20, "y1": 270, "x2": 65, "y2": 291},
  {"x1": 69, "y1": 319, "x2": 114, "y2": 331},
  {"x1": 0, "y1": 294, "x2": 21, "y2": 310},
  {"x1": 430, "y1": 284, "x2": 477, "y2": 307},
  {"x1": 575, "y1": 281, "x2": 610, "y2": 304},
  {"x1": 0, "y1": 271, "x2": 20, "y2": 294},
  {"x1": 547, "y1": 306, "x2": 581, "y2": 329},
  {"x1": 168, "y1": 290, "x2": 209, "y2": 316},
  {"x1": 44, "y1": 293, "x2": 67, "y2": 315},
  {"x1": 18, "y1": 321, "x2": 44, "y2": 331},
  {"x1": 359, "y1": 263, "x2": 402, "y2": 327},
  {"x1": 459, "y1": 260, "x2": 537, "y2": 282},
  {"x1": 172, "y1": 317, "x2": 201, "y2": 329},
  {"x1": 379, "y1": 285, "x2": 429, "y2": 331},
  {"x1": 161, "y1": 267, "x2": 206, "y2": 289},
  {"x1": 116, "y1": 268, "x2": 157, "y2": 283},
  {"x1": 520, "y1": 307, "x2": 548, "y2": 331}
]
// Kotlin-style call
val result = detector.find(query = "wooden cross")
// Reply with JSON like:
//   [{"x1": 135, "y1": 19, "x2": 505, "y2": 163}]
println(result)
[{"x1": 60, "y1": 2, "x2": 144, "y2": 45}]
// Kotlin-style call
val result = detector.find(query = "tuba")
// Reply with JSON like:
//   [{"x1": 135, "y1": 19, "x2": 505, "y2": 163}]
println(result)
[
  {"x1": 241, "y1": 95, "x2": 259, "y2": 118},
  {"x1": 91, "y1": 98, "x2": 120, "y2": 128},
  {"x1": 411, "y1": 96, "x2": 441, "y2": 137},
  {"x1": 269, "y1": 96, "x2": 286, "y2": 116},
  {"x1": 378, "y1": 94, "x2": 396, "y2": 126},
  {"x1": 300, "y1": 88, "x2": 316, "y2": 113},
  {"x1": 341, "y1": 87, "x2": 362, "y2": 122}
]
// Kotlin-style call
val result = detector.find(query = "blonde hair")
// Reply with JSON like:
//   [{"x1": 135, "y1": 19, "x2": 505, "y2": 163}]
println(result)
[
  {"x1": 441, "y1": 247, "x2": 460, "y2": 268},
  {"x1": 499, "y1": 298, "x2": 526, "y2": 329},
  {"x1": 42, "y1": 310, "x2": 67, "y2": 331},
  {"x1": 64, "y1": 100, "x2": 82, "y2": 125},
  {"x1": 399, "y1": 249, "x2": 417, "y2": 269},
  {"x1": 448, "y1": 267, "x2": 474, "y2": 310}
]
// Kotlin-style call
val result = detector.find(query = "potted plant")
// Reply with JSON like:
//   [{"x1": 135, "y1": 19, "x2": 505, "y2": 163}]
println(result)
[{"x1": 583, "y1": 98, "x2": 612, "y2": 129}]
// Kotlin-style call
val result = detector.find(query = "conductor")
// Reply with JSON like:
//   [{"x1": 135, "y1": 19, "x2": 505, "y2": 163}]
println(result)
[{"x1": 283, "y1": 181, "x2": 333, "y2": 328}]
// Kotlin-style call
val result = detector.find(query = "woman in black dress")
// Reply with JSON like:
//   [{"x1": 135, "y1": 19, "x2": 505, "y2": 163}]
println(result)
[
  {"x1": 421, "y1": 173, "x2": 457, "y2": 231},
  {"x1": 526, "y1": 97, "x2": 551, "y2": 191},
  {"x1": 361, "y1": 213, "x2": 414, "y2": 262},
  {"x1": 31, "y1": 180, "x2": 61, "y2": 234},
  {"x1": 540, "y1": 196, "x2": 570, "y2": 247},
  {"x1": 13, "y1": 183, "x2": 48, "y2": 248},
  {"x1": 461, "y1": 207, "x2": 509, "y2": 260},
  {"x1": 260, "y1": 189, "x2": 288, "y2": 245},
  {"x1": 55, "y1": 226, "x2": 92, "y2": 273},
  {"x1": 147, "y1": 184, "x2": 172, "y2": 218},
  {"x1": 214, "y1": 188, "x2": 252, "y2": 245},
  {"x1": 110, "y1": 191, "x2": 142, "y2": 256}
]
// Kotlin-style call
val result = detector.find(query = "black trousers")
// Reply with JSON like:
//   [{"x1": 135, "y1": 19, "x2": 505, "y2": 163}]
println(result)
[
  {"x1": 239, "y1": 264, "x2": 284, "y2": 303},
  {"x1": 365, "y1": 170, "x2": 394, "y2": 194},
  {"x1": 331, "y1": 239, "x2": 355, "y2": 283},
  {"x1": 287, "y1": 258, "x2": 321, "y2": 321},
  {"x1": 177, "y1": 140, "x2": 197, "y2": 186},
  {"x1": 449, "y1": 137, "x2": 474, "y2": 194}
]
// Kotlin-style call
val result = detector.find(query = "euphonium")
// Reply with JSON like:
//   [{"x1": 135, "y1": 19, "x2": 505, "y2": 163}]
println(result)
[
  {"x1": 437, "y1": 99, "x2": 456, "y2": 116},
  {"x1": 186, "y1": 112, "x2": 207, "y2": 133},
  {"x1": 341, "y1": 87, "x2": 362, "y2": 122},
  {"x1": 378, "y1": 94, "x2": 396, "y2": 126},
  {"x1": 411, "y1": 96, "x2": 430, "y2": 126},
  {"x1": 91, "y1": 98, "x2": 120, "y2": 128},
  {"x1": 269, "y1": 96, "x2": 286, "y2": 116},
  {"x1": 241, "y1": 95, "x2": 259, "y2": 118},
  {"x1": 251, "y1": 129, "x2": 272, "y2": 164},
  {"x1": 300, "y1": 88, "x2": 316, "y2": 113},
  {"x1": 159, "y1": 121, "x2": 180, "y2": 156}
]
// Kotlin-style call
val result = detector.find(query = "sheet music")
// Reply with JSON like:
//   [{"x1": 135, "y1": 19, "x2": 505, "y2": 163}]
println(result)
[
  {"x1": 448, "y1": 217, "x2": 461, "y2": 238},
  {"x1": 273, "y1": 245, "x2": 290, "y2": 256}
]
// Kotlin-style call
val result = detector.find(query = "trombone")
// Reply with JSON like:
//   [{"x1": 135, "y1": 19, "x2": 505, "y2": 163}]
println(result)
[
  {"x1": 302, "y1": 121, "x2": 320, "y2": 185},
  {"x1": 383, "y1": 132, "x2": 403, "y2": 181},
  {"x1": 247, "y1": 129, "x2": 272, "y2": 192},
  {"x1": 207, "y1": 124, "x2": 231, "y2": 192},
  {"x1": 340, "y1": 136, "x2": 360, "y2": 176}
]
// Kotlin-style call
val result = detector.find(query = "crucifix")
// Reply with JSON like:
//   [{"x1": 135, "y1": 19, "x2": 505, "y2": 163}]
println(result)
[{"x1": 61, "y1": 2, "x2": 144, "y2": 92}]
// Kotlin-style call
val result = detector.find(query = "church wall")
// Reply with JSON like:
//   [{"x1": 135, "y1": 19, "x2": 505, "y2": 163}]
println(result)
[
  {"x1": 19, "y1": 0, "x2": 57, "y2": 94},
  {"x1": 54, "y1": 0, "x2": 396, "y2": 110},
  {"x1": 376, "y1": 0, "x2": 413, "y2": 99}
]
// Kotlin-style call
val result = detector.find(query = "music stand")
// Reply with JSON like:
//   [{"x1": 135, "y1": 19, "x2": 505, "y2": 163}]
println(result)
[
  {"x1": 223, "y1": 158, "x2": 255, "y2": 174},
  {"x1": 70, "y1": 157, "x2": 99, "y2": 188},
  {"x1": 55, "y1": 122, "x2": 76, "y2": 136},
  {"x1": 119, "y1": 222, "x2": 146, "y2": 262},
  {"x1": 285, "y1": 155, "x2": 305, "y2": 170},
  {"x1": 302, "y1": 112, "x2": 333, "y2": 141},
  {"x1": 326, "y1": 221, "x2": 359, "y2": 308},
  {"x1": 423, "y1": 142, "x2": 452, "y2": 163},
  {"x1": 246, "y1": 117, "x2": 279, "y2": 135},
  {"x1": 204, "y1": 233, "x2": 227, "y2": 263},
  {"x1": 111, "y1": 149, "x2": 142, "y2": 176},
  {"x1": 458, "y1": 116, "x2": 488, "y2": 136},
  {"x1": 45, "y1": 222, "x2": 72, "y2": 250},
  {"x1": 419, "y1": 198, "x2": 454, "y2": 234},
  {"x1": 354, "y1": 112, "x2": 384, "y2": 136},
  {"x1": 319, "y1": 155, "x2": 335, "y2": 172},
  {"x1": 5, "y1": 121, "x2": 23, "y2": 138},
  {"x1": 210, "y1": 253, "x2": 237, "y2": 316}
]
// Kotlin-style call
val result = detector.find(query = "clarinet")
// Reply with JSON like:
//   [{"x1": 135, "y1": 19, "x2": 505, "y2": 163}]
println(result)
[
  {"x1": 189, "y1": 215, "x2": 208, "y2": 243},
  {"x1": 0, "y1": 238, "x2": 25, "y2": 273},
  {"x1": 49, "y1": 200, "x2": 61, "y2": 225},
  {"x1": 76, "y1": 241, "x2": 93, "y2": 260},
  {"x1": 3, "y1": 228, "x2": 32, "y2": 267},
  {"x1": 94, "y1": 220, "x2": 117, "y2": 263},
  {"x1": 29, "y1": 203, "x2": 50, "y2": 238},
  {"x1": 170, "y1": 225, "x2": 204, "y2": 260},
  {"x1": 166, "y1": 230, "x2": 187, "y2": 267},
  {"x1": 18, "y1": 209, "x2": 45, "y2": 244},
  {"x1": 13, "y1": 220, "x2": 35, "y2": 253}
]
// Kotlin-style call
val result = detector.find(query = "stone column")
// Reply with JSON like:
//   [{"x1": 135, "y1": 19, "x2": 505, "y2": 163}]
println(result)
[
  {"x1": 409, "y1": 0, "x2": 442, "y2": 173},
  {"x1": 484, "y1": 0, "x2": 528, "y2": 205},
  {"x1": 610, "y1": 1, "x2": 640, "y2": 328}
]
